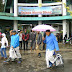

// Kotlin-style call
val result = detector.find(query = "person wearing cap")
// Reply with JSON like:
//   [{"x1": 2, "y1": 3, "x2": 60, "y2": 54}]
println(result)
[
  {"x1": 5, "y1": 30, "x2": 22, "y2": 63},
  {"x1": 0, "y1": 33, "x2": 8, "y2": 59},
  {"x1": 42, "y1": 30, "x2": 59, "y2": 69},
  {"x1": 22, "y1": 29, "x2": 29, "y2": 50}
]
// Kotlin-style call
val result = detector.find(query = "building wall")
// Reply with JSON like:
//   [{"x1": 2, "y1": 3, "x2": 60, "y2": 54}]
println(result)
[{"x1": 0, "y1": 20, "x2": 13, "y2": 33}]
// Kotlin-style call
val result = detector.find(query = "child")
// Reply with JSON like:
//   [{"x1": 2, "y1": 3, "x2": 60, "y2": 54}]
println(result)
[{"x1": 0, "y1": 33, "x2": 8, "y2": 59}]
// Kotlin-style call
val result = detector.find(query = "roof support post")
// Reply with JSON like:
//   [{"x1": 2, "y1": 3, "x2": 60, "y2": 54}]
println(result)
[
  {"x1": 38, "y1": 0, "x2": 42, "y2": 25},
  {"x1": 62, "y1": 0, "x2": 67, "y2": 42},
  {"x1": 14, "y1": 0, "x2": 18, "y2": 31}
]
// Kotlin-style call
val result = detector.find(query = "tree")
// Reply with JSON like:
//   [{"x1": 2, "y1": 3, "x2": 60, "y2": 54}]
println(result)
[
  {"x1": 64, "y1": 3, "x2": 72, "y2": 16},
  {"x1": 0, "y1": 0, "x2": 4, "y2": 12},
  {"x1": 55, "y1": 0, "x2": 61, "y2": 2},
  {"x1": 55, "y1": 0, "x2": 72, "y2": 16}
]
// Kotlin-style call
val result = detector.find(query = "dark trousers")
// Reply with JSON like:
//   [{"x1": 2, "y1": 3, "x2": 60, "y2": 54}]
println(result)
[
  {"x1": 23, "y1": 40, "x2": 28, "y2": 50},
  {"x1": 19, "y1": 41, "x2": 22, "y2": 49},
  {"x1": 43, "y1": 43, "x2": 46, "y2": 50}
]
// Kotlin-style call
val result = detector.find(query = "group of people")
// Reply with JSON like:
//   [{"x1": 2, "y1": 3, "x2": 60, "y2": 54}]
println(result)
[
  {"x1": 18, "y1": 29, "x2": 42, "y2": 57},
  {"x1": 0, "y1": 30, "x2": 22, "y2": 63},
  {"x1": 18, "y1": 29, "x2": 42, "y2": 51},
  {"x1": 18, "y1": 29, "x2": 46, "y2": 51},
  {"x1": 0, "y1": 29, "x2": 59, "y2": 69},
  {"x1": 18, "y1": 29, "x2": 29, "y2": 50}
]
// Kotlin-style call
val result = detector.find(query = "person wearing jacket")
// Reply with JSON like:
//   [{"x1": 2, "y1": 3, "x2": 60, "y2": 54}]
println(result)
[
  {"x1": 22, "y1": 29, "x2": 29, "y2": 50},
  {"x1": 4, "y1": 30, "x2": 22, "y2": 63},
  {"x1": 43, "y1": 30, "x2": 59, "y2": 69},
  {"x1": 0, "y1": 33, "x2": 8, "y2": 59},
  {"x1": 43, "y1": 32, "x2": 46, "y2": 50},
  {"x1": 36, "y1": 31, "x2": 42, "y2": 58}
]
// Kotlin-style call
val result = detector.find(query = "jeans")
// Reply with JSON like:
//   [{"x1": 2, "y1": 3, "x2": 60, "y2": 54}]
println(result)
[
  {"x1": 43, "y1": 43, "x2": 46, "y2": 50},
  {"x1": 1, "y1": 48, "x2": 7, "y2": 58}
]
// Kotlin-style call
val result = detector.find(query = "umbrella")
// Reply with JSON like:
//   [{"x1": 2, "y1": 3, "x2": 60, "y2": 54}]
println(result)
[{"x1": 32, "y1": 25, "x2": 56, "y2": 31}]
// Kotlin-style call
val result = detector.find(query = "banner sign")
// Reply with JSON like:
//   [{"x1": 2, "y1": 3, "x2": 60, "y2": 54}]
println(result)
[{"x1": 18, "y1": 5, "x2": 62, "y2": 15}]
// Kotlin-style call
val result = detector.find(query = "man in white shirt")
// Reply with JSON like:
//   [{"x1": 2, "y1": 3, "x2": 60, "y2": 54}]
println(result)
[{"x1": 18, "y1": 30, "x2": 23, "y2": 50}]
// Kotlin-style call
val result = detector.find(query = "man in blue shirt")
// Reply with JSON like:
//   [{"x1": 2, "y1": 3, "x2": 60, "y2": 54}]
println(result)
[
  {"x1": 4, "y1": 30, "x2": 22, "y2": 63},
  {"x1": 43, "y1": 30, "x2": 59, "y2": 68}
]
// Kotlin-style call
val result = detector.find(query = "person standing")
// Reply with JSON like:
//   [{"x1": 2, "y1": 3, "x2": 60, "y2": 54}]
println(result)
[
  {"x1": 36, "y1": 31, "x2": 42, "y2": 58},
  {"x1": 22, "y1": 29, "x2": 29, "y2": 51},
  {"x1": 60, "y1": 33, "x2": 63, "y2": 43},
  {"x1": 43, "y1": 32, "x2": 46, "y2": 50},
  {"x1": 58, "y1": 33, "x2": 60, "y2": 43},
  {"x1": 29, "y1": 30, "x2": 36, "y2": 51},
  {"x1": 43, "y1": 30, "x2": 59, "y2": 69},
  {"x1": 18, "y1": 30, "x2": 23, "y2": 50},
  {"x1": 64, "y1": 33, "x2": 67, "y2": 44},
  {"x1": 4, "y1": 30, "x2": 22, "y2": 63},
  {"x1": 0, "y1": 33, "x2": 8, "y2": 59}
]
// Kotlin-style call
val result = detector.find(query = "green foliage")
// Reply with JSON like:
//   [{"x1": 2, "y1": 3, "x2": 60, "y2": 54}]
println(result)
[
  {"x1": 55, "y1": 0, "x2": 61, "y2": 2},
  {"x1": 60, "y1": 31, "x2": 63, "y2": 33},
  {"x1": 18, "y1": 24, "x2": 22, "y2": 30},
  {"x1": 26, "y1": 29, "x2": 30, "y2": 33},
  {"x1": 0, "y1": 0, "x2": 4, "y2": 12},
  {"x1": 64, "y1": 3, "x2": 72, "y2": 16}
]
